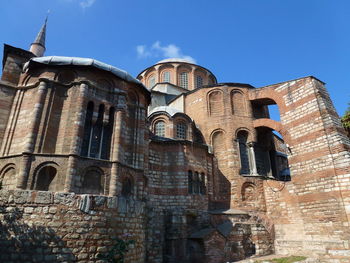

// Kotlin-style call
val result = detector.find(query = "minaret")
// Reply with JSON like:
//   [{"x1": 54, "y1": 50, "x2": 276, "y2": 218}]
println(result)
[{"x1": 29, "y1": 17, "x2": 47, "y2": 57}]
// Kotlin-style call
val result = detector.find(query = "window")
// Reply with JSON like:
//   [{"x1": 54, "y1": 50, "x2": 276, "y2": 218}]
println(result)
[
  {"x1": 200, "y1": 173, "x2": 206, "y2": 194},
  {"x1": 162, "y1": 71, "x2": 171, "y2": 83},
  {"x1": 196, "y1": 75, "x2": 203, "y2": 89},
  {"x1": 148, "y1": 75, "x2": 156, "y2": 88},
  {"x1": 188, "y1": 170, "x2": 206, "y2": 195},
  {"x1": 176, "y1": 122, "x2": 187, "y2": 140},
  {"x1": 81, "y1": 102, "x2": 114, "y2": 160},
  {"x1": 179, "y1": 72, "x2": 188, "y2": 89},
  {"x1": 188, "y1": 171, "x2": 193, "y2": 194},
  {"x1": 237, "y1": 130, "x2": 250, "y2": 174},
  {"x1": 154, "y1": 121, "x2": 165, "y2": 137}
]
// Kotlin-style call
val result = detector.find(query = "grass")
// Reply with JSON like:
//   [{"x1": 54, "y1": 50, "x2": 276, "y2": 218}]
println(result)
[{"x1": 255, "y1": 255, "x2": 307, "y2": 263}]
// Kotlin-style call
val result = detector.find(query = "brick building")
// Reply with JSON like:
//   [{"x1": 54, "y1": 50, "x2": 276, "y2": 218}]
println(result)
[{"x1": 0, "y1": 20, "x2": 350, "y2": 263}]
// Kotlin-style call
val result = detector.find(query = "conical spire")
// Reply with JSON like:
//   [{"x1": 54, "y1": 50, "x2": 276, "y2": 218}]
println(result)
[{"x1": 29, "y1": 17, "x2": 47, "y2": 57}]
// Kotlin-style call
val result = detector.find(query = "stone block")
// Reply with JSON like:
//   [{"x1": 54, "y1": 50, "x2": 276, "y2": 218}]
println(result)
[{"x1": 35, "y1": 191, "x2": 52, "y2": 204}]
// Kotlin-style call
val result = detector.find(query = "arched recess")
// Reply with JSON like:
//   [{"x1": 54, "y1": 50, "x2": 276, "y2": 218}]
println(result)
[
  {"x1": 81, "y1": 166, "x2": 105, "y2": 195},
  {"x1": 211, "y1": 129, "x2": 226, "y2": 156},
  {"x1": 231, "y1": 90, "x2": 247, "y2": 116},
  {"x1": 32, "y1": 162, "x2": 59, "y2": 191},
  {"x1": 0, "y1": 163, "x2": 16, "y2": 190},
  {"x1": 241, "y1": 182, "x2": 256, "y2": 201},
  {"x1": 208, "y1": 90, "x2": 223, "y2": 116},
  {"x1": 121, "y1": 175, "x2": 134, "y2": 198},
  {"x1": 253, "y1": 121, "x2": 291, "y2": 181}
]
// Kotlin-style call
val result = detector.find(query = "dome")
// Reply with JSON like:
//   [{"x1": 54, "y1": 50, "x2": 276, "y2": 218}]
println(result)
[{"x1": 156, "y1": 57, "x2": 196, "y2": 64}]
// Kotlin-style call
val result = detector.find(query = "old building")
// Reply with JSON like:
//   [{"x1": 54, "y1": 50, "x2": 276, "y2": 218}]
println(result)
[{"x1": 0, "y1": 20, "x2": 350, "y2": 263}]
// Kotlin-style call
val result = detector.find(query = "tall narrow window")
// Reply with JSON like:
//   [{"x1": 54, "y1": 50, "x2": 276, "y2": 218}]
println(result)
[
  {"x1": 90, "y1": 104, "x2": 105, "y2": 158},
  {"x1": 101, "y1": 107, "x2": 115, "y2": 160},
  {"x1": 196, "y1": 75, "x2": 203, "y2": 89},
  {"x1": 200, "y1": 173, "x2": 206, "y2": 194},
  {"x1": 81, "y1": 102, "x2": 94, "y2": 157},
  {"x1": 81, "y1": 102, "x2": 111, "y2": 159},
  {"x1": 194, "y1": 172, "x2": 199, "y2": 194},
  {"x1": 176, "y1": 122, "x2": 187, "y2": 140},
  {"x1": 162, "y1": 71, "x2": 171, "y2": 83},
  {"x1": 188, "y1": 171, "x2": 193, "y2": 194},
  {"x1": 237, "y1": 130, "x2": 250, "y2": 174},
  {"x1": 148, "y1": 75, "x2": 156, "y2": 88},
  {"x1": 155, "y1": 121, "x2": 165, "y2": 137},
  {"x1": 179, "y1": 72, "x2": 188, "y2": 89}
]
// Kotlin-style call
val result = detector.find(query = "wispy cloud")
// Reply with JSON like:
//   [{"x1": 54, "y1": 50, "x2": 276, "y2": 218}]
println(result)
[
  {"x1": 136, "y1": 41, "x2": 196, "y2": 63},
  {"x1": 80, "y1": 0, "x2": 96, "y2": 9}
]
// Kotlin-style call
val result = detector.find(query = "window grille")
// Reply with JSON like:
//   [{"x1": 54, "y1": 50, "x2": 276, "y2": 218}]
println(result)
[
  {"x1": 179, "y1": 72, "x2": 188, "y2": 89},
  {"x1": 163, "y1": 71, "x2": 170, "y2": 82},
  {"x1": 155, "y1": 121, "x2": 165, "y2": 137},
  {"x1": 176, "y1": 122, "x2": 187, "y2": 139}
]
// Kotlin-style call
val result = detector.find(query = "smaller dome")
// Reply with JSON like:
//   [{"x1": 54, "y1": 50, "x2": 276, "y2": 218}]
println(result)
[{"x1": 156, "y1": 58, "x2": 196, "y2": 64}]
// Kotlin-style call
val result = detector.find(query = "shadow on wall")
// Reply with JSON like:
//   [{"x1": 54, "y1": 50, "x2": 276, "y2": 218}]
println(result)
[{"x1": 0, "y1": 207, "x2": 75, "y2": 262}]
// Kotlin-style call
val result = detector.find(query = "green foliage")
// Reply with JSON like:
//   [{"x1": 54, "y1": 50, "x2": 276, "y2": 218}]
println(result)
[
  {"x1": 341, "y1": 103, "x2": 350, "y2": 129},
  {"x1": 97, "y1": 235, "x2": 135, "y2": 263},
  {"x1": 254, "y1": 255, "x2": 307, "y2": 263}
]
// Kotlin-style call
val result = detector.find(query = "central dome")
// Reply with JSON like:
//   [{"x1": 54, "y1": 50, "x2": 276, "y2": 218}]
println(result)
[{"x1": 156, "y1": 57, "x2": 195, "y2": 64}]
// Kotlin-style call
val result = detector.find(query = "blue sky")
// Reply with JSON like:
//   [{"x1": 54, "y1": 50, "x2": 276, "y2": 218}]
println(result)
[{"x1": 0, "y1": 0, "x2": 349, "y2": 116}]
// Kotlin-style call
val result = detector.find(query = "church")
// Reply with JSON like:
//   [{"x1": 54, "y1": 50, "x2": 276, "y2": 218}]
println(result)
[{"x1": 0, "y1": 19, "x2": 350, "y2": 263}]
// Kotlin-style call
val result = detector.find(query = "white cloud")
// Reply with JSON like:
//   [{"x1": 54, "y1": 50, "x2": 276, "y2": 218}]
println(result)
[
  {"x1": 80, "y1": 0, "x2": 96, "y2": 9},
  {"x1": 136, "y1": 41, "x2": 196, "y2": 64},
  {"x1": 136, "y1": 45, "x2": 151, "y2": 58}
]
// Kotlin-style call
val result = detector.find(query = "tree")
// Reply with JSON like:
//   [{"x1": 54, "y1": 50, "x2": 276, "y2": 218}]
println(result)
[{"x1": 341, "y1": 104, "x2": 350, "y2": 137}]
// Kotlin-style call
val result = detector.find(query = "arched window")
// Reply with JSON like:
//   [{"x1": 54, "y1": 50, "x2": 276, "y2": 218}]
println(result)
[
  {"x1": 154, "y1": 120, "x2": 165, "y2": 137},
  {"x1": 179, "y1": 72, "x2": 188, "y2": 89},
  {"x1": 162, "y1": 71, "x2": 171, "y2": 83},
  {"x1": 231, "y1": 91, "x2": 247, "y2": 116},
  {"x1": 82, "y1": 169, "x2": 103, "y2": 195},
  {"x1": 196, "y1": 75, "x2": 203, "y2": 89},
  {"x1": 35, "y1": 166, "x2": 57, "y2": 191},
  {"x1": 237, "y1": 130, "x2": 250, "y2": 174},
  {"x1": 188, "y1": 171, "x2": 193, "y2": 194},
  {"x1": 121, "y1": 177, "x2": 133, "y2": 197},
  {"x1": 148, "y1": 75, "x2": 156, "y2": 88},
  {"x1": 208, "y1": 90, "x2": 223, "y2": 116},
  {"x1": 81, "y1": 102, "x2": 113, "y2": 160},
  {"x1": 175, "y1": 122, "x2": 187, "y2": 140}
]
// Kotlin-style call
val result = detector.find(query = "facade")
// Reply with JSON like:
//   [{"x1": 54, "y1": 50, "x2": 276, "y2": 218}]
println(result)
[{"x1": 0, "y1": 21, "x2": 350, "y2": 263}]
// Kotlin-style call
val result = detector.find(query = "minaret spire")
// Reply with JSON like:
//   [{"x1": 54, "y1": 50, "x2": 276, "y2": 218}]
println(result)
[{"x1": 29, "y1": 16, "x2": 48, "y2": 57}]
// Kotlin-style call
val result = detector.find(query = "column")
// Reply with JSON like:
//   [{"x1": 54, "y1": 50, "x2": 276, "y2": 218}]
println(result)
[
  {"x1": 17, "y1": 81, "x2": 47, "y2": 189},
  {"x1": 64, "y1": 83, "x2": 88, "y2": 192},
  {"x1": 248, "y1": 142, "x2": 258, "y2": 175},
  {"x1": 191, "y1": 66, "x2": 196, "y2": 90},
  {"x1": 109, "y1": 103, "x2": 126, "y2": 196}
]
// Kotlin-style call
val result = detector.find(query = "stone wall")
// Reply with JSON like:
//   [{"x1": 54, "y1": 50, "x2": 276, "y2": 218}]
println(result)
[{"x1": 0, "y1": 189, "x2": 146, "y2": 263}]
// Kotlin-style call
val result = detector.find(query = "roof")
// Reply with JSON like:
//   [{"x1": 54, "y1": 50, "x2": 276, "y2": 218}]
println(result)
[
  {"x1": 189, "y1": 228, "x2": 215, "y2": 239},
  {"x1": 24, "y1": 56, "x2": 144, "y2": 87},
  {"x1": 157, "y1": 57, "x2": 195, "y2": 64},
  {"x1": 216, "y1": 221, "x2": 234, "y2": 237},
  {"x1": 148, "y1": 106, "x2": 181, "y2": 117}
]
